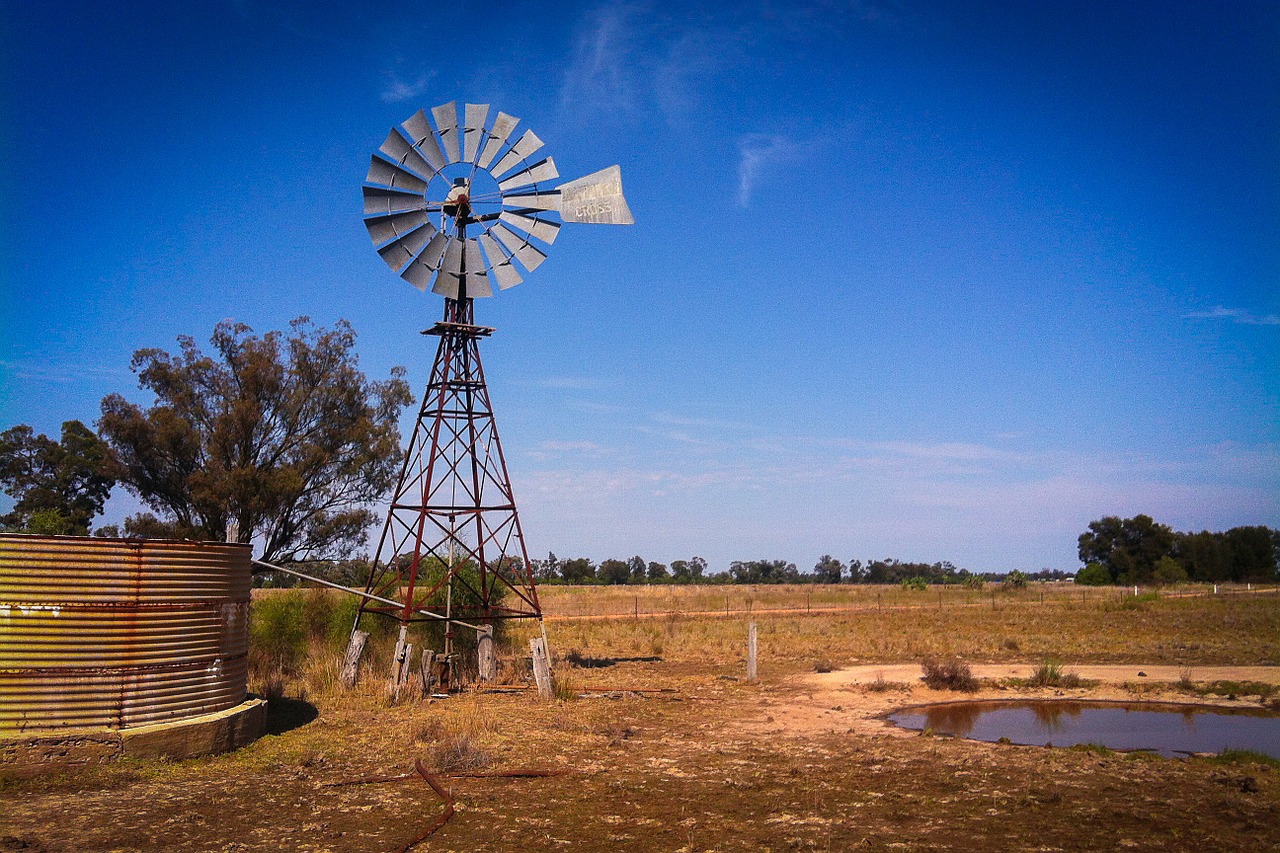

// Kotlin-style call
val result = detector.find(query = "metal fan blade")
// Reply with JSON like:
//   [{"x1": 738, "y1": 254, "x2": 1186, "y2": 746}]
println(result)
[
  {"x1": 433, "y1": 238, "x2": 493, "y2": 299},
  {"x1": 366, "y1": 155, "x2": 429, "y2": 193},
  {"x1": 490, "y1": 129, "x2": 544, "y2": 178},
  {"x1": 364, "y1": 209, "x2": 429, "y2": 246},
  {"x1": 477, "y1": 112, "x2": 518, "y2": 169},
  {"x1": 362, "y1": 185, "x2": 426, "y2": 215},
  {"x1": 463, "y1": 103, "x2": 489, "y2": 164},
  {"x1": 501, "y1": 188, "x2": 561, "y2": 212},
  {"x1": 432, "y1": 101, "x2": 461, "y2": 164},
  {"x1": 401, "y1": 110, "x2": 447, "y2": 171},
  {"x1": 464, "y1": 239, "x2": 493, "y2": 297},
  {"x1": 378, "y1": 129, "x2": 435, "y2": 179},
  {"x1": 478, "y1": 233, "x2": 524, "y2": 289},
  {"x1": 420, "y1": 231, "x2": 448, "y2": 269},
  {"x1": 376, "y1": 222, "x2": 434, "y2": 272},
  {"x1": 556, "y1": 165, "x2": 634, "y2": 224},
  {"x1": 492, "y1": 223, "x2": 548, "y2": 271},
  {"x1": 431, "y1": 274, "x2": 458, "y2": 300},
  {"x1": 499, "y1": 211, "x2": 560, "y2": 245},
  {"x1": 497, "y1": 157, "x2": 559, "y2": 192},
  {"x1": 403, "y1": 231, "x2": 449, "y2": 291}
]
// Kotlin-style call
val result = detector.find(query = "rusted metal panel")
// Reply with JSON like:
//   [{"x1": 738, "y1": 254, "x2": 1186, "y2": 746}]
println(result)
[{"x1": 0, "y1": 534, "x2": 252, "y2": 734}]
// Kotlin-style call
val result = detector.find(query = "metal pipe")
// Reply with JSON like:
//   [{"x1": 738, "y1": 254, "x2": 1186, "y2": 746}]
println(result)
[{"x1": 250, "y1": 559, "x2": 484, "y2": 632}]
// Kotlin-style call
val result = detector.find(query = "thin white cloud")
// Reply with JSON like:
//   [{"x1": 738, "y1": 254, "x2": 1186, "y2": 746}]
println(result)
[
  {"x1": 1184, "y1": 306, "x2": 1280, "y2": 326},
  {"x1": 380, "y1": 70, "x2": 433, "y2": 104},
  {"x1": 559, "y1": 2, "x2": 643, "y2": 114},
  {"x1": 533, "y1": 376, "x2": 598, "y2": 390},
  {"x1": 737, "y1": 133, "x2": 802, "y2": 206}
]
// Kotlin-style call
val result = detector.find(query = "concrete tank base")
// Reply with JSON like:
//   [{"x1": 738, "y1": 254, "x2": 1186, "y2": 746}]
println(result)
[{"x1": 0, "y1": 696, "x2": 267, "y2": 768}]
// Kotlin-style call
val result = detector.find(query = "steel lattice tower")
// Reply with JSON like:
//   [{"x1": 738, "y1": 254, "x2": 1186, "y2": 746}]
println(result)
[{"x1": 357, "y1": 295, "x2": 540, "y2": 629}]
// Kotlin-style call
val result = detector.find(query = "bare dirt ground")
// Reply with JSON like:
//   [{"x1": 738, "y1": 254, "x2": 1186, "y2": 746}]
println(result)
[{"x1": 3, "y1": 659, "x2": 1279, "y2": 853}]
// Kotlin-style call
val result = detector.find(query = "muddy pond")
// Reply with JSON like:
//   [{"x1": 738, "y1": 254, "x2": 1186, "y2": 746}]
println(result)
[{"x1": 888, "y1": 700, "x2": 1280, "y2": 758}]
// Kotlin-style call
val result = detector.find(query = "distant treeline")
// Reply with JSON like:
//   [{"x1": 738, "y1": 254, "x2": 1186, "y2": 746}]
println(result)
[
  {"x1": 270, "y1": 553, "x2": 1074, "y2": 589},
  {"x1": 1077, "y1": 515, "x2": 1279, "y2": 585}
]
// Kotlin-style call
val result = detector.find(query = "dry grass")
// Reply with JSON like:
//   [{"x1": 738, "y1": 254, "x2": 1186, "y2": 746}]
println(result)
[{"x1": 3, "y1": 586, "x2": 1278, "y2": 852}]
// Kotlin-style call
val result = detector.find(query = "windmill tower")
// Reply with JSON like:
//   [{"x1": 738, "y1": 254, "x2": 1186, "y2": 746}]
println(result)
[{"x1": 355, "y1": 101, "x2": 632, "y2": 682}]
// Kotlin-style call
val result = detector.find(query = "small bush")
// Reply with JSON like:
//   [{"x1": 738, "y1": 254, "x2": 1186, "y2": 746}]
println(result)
[
  {"x1": 1028, "y1": 658, "x2": 1083, "y2": 688},
  {"x1": 901, "y1": 577, "x2": 928, "y2": 591},
  {"x1": 921, "y1": 657, "x2": 979, "y2": 692}
]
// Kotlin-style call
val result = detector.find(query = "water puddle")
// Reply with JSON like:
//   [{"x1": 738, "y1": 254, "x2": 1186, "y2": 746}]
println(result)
[{"x1": 887, "y1": 700, "x2": 1280, "y2": 758}]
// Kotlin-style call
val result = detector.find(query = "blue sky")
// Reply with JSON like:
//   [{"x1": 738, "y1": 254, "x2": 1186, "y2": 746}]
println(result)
[{"x1": 2, "y1": 1, "x2": 1277, "y2": 573}]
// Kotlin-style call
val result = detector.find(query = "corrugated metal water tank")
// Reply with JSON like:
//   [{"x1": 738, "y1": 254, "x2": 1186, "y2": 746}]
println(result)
[{"x1": 0, "y1": 534, "x2": 252, "y2": 734}]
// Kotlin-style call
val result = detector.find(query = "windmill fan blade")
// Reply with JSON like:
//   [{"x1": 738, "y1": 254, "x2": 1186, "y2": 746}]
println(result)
[
  {"x1": 556, "y1": 165, "x2": 634, "y2": 224},
  {"x1": 366, "y1": 155, "x2": 429, "y2": 193},
  {"x1": 478, "y1": 232, "x2": 524, "y2": 289},
  {"x1": 376, "y1": 222, "x2": 435, "y2": 272},
  {"x1": 477, "y1": 112, "x2": 518, "y2": 169},
  {"x1": 401, "y1": 232, "x2": 449, "y2": 291},
  {"x1": 432, "y1": 101, "x2": 461, "y2": 164},
  {"x1": 363, "y1": 185, "x2": 426, "y2": 215},
  {"x1": 378, "y1": 129, "x2": 436, "y2": 179},
  {"x1": 492, "y1": 223, "x2": 548, "y2": 271},
  {"x1": 433, "y1": 238, "x2": 493, "y2": 298},
  {"x1": 499, "y1": 211, "x2": 560, "y2": 245},
  {"x1": 497, "y1": 157, "x2": 558, "y2": 192},
  {"x1": 501, "y1": 188, "x2": 561, "y2": 212},
  {"x1": 401, "y1": 110, "x2": 447, "y2": 171},
  {"x1": 364, "y1": 209, "x2": 429, "y2": 245},
  {"x1": 463, "y1": 103, "x2": 490, "y2": 164},
  {"x1": 490, "y1": 129, "x2": 544, "y2": 179}
]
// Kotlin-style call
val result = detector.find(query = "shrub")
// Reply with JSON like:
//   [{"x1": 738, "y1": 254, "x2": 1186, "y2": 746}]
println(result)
[
  {"x1": 1028, "y1": 658, "x2": 1082, "y2": 688},
  {"x1": 921, "y1": 657, "x2": 979, "y2": 692},
  {"x1": 901, "y1": 577, "x2": 928, "y2": 591},
  {"x1": 1074, "y1": 562, "x2": 1111, "y2": 586}
]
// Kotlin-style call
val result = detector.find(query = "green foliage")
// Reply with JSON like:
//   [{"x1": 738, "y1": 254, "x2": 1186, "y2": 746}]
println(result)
[
  {"x1": 1152, "y1": 556, "x2": 1188, "y2": 586},
  {"x1": 0, "y1": 420, "x2": 117, "y2": 535},
  {"x1": 1079, "y1": 515, "x2": 1277, "y2": 584},
  {"x1": 1209, "y1": 749, "x2": 1280, "y2": 769},
  {"x1": 921, "y1": 657, "x2": 979, "y2": 692},
  {"x1": 98, "y1": 318, "x2": 412, "y2": 562},
  {"x1": 813, "y1": 555, "x2": 845, "y2": 584},
  {"x1": 1078, "y1": 514, "x2": 1175, "y2": 585},
  {"x1": 559, "y1": 556, "x2": 597, "y2": 584},
  {"x1": 901, "y1": 576, "x2": 928, "y2": 591},
  {"x1": 1074, "y1": 562, "x2": 1111, "y2": 586},
  {"x1": 963, "y1": 575, "x2": 985, "y2": 590},
  {"x1": 1027, "y1": 658, "x2": 1083, "y2": 688},
  {"x1": 1003, "y1": 570, "x2": 1028, "y2": 589},
  {"x1": 729, "y1": 559, "x2": 799, "y2": 584},
  {"x1": 598, "y1": 558, "x2": 630, "y2": 585}
]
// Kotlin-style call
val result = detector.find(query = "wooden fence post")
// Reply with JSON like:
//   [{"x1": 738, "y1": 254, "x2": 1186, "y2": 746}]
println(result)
[
  {"x1": 530, "y1": 637, "x2": 553, "y2": 698},
  {"x1": 747, "y1": 622, "x2": 758, "y2": 682},
  {"x1": 477, "y1": 626, "x2": 496, "y2": 683},
  {"x1": 420, "y1": 649, "x2": 437, "y2": 697},
  {"x1": 340, "y1": 630, "x2": 369, "y2": 688}
]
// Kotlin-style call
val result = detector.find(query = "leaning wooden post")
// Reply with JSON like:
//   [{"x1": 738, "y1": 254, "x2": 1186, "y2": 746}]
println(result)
[
  {"x1": 393, "y1": 642, "x2": 414, "y2": 703},
  {"x1": 746, "y1": 621, "x2": 758, "y2": 682},
  {"x1": 419, "y1": 649, "x2": 437, "y2": 697},
  {"x1": 340, "y1": 630, "x2": 369, "y2": 688},
  {"x1": 530, "y1": 637, "x2": 553, "y2": 698},
  {"x1": 388, "y1": 625, "x2": 409, "y2": 697},
  {"x1": 477, "y1": 626, "x2": 496, "y2": 683}
]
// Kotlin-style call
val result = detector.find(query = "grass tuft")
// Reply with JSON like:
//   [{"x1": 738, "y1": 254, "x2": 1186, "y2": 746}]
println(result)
[{"x1": 921, "y1": 657, "x2": 979, "y2": 692}]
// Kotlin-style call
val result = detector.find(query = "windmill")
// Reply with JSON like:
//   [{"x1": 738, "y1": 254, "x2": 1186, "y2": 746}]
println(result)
[{"x1": 354, "y1": 101, "x2": 632, "y2": 687}]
